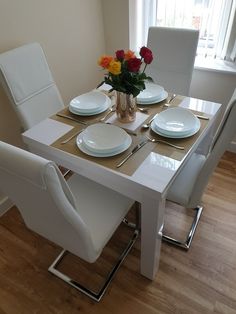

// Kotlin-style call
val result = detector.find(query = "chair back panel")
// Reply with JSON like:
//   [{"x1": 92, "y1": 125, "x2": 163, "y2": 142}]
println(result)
[
  {"x1": 0, "y1": 141, "x2": 97, "y2": 262},
  {"x1": 0, "y1": 43, "x2": 64, "y2": 130},
  {"x1": 188, "y1": 91, "x2": 236, "y2": 207},
  {"x1": 17, "y1": 85, "x2": 64, "y2": 129},
  {"x1": 147, "y1": 27, "x2": 199, "y2": 95}
]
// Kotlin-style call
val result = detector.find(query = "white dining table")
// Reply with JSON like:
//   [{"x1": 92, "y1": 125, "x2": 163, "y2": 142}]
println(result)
[{"x1": 22, "y1": 95, "x2": 221, "y2": 280}]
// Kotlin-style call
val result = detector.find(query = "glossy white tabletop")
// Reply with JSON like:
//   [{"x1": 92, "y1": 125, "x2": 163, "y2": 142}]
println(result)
[{"x1": 23, "y1": 96, "x2": 221, "y2": 196}]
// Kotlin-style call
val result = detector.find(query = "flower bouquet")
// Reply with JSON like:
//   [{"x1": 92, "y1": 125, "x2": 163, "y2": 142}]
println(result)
[{"x1": 98, "y1": 47, "x2": 153, "y2": 122}]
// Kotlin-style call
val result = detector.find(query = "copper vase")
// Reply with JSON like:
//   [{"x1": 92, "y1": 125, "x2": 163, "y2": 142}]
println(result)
[{"x1": 115, "y1": 91, "x2": 137, "y2": 123}]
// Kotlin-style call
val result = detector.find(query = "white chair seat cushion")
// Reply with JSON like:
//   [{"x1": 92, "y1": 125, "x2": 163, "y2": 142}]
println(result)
[
  {"x1": 67, "y1": 174, "x2": 134, "y2": 254},
  {"x1": 167, "y1": 153, "x2": 206, "y2": 206}
]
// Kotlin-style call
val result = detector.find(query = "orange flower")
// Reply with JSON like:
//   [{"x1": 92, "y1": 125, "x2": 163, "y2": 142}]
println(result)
[
  {"x1": 98, "y1": 55, "x2": 113, "y2": 69},
  {"x1": 108, "y1": 60, "x2": 121, "y2": 75},
  {"x1": 124, "y1": 50, "x2": 135, "y2": 60}
]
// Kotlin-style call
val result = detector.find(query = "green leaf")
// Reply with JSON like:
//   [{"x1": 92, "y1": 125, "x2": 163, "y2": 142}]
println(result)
[{"x1": 146, "y1": 76, "x2": 153, "y2": 82}]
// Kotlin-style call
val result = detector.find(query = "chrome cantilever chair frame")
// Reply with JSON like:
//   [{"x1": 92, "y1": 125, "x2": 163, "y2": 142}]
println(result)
[
  {"x1": 162, "y1": 88, "x2": 236, "y2": 250},
  {"x1": 49, "y1": 228, "x2": 139, "y2": 302},
  {"x1": 48, "y1": 201, "x2": 140, "y2": 302},
  {"x1": 162, "y1": 205, "x2": 203, "y2": 250}
]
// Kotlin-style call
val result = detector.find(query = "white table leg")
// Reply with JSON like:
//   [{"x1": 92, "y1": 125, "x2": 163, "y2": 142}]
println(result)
[{"x1": 140, "y1": 196, "x2": 165, "y2": 280}]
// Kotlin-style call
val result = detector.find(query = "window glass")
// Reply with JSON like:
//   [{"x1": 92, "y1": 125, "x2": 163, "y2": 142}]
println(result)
[{"x1": 155, "y1": 0, "x2": 234, "y2": 58}]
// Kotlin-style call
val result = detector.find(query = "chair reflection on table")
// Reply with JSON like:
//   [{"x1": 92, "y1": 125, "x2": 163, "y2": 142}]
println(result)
[
  {"x1": 0, "y1": 141, "x2": 139, "y2": 302},
  {"x1": 163, "y1": 88, "x2": 236, "y2": 249}
]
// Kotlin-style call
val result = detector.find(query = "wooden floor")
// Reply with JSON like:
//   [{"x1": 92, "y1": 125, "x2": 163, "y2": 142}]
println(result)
[{"x1": 0, "y1": 151, "x2": 235, "y2": 314}]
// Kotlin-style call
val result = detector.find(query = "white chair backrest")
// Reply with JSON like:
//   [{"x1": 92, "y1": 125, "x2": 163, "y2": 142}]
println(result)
[
  {"x1": 147, "y1": 27, "x2": 199, "y2": 96},
  {"x1": 0, "y1": 141, "x2": 96, "y2": 262},
  {"x1": 188, "y1": 89, "x2": 236, "y2": 207},
  {"x1": 0, "y1": 43, "x2": 64, "y2": 130}
]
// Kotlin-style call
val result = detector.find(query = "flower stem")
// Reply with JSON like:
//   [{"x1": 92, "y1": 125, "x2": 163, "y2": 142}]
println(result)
[{"x1": 142, "y1": 63, "x2": 147, "y2": 73}]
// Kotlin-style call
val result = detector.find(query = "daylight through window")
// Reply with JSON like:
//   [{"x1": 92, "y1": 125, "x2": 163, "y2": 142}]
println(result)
[{"x1": 155, "y1": 0, "x2": 235, "y2": 59}]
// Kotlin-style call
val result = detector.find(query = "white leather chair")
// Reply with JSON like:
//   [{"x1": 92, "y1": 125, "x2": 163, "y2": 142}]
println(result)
[
  {"x1": 0, "y1": 42, "x2": 64, "y2": 130},
  {"x1": 0, "y1": 141, "x2": 139, "y2": 301},
  {"x1": 146, "y1": 27, "x2": 199, "y2": 96},
  {"x1": 163, "y1": 89, "x2": 236, "y2": 249},
  {"x1": 0, "y1": 43, "x2": 70, "y2": 176}
]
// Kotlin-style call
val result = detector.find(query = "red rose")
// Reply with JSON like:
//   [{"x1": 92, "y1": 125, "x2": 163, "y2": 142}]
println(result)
[
  {"x1": 127, "y1": 57, "x2": 142, "y2": 72},
  {"x1": 116, "y1": 49, "x2": 125, "y2": 61},
  {"x1": 139, "y1": 46, "x2": 152, "y2": 58},
  {"x1": 144, "y1": 51, "x2": 153, "y2": 64}
]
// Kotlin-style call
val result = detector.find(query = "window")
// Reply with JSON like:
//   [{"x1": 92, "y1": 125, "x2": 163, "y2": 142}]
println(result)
[
  {"x1": 130, "y1": 0, "x2": 236, "y2": 62},
  {"x1": 156, "y1": 0, "x2": 235, "y2": 59}
]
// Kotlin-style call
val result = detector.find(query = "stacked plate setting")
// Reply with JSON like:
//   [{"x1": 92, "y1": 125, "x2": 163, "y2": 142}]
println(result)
[
  {"x1": 151, "y1": 107, "x2": 201, "y2": 138},
  {"x1": 76, "y1": 123, "x2": 132, "y2": 157},
  {"x1": 137, "y1": 83, "x2": 168, "y2": 105},
  {"x1": 69, "y1": 90, "x2": 111, "y2": 116}
]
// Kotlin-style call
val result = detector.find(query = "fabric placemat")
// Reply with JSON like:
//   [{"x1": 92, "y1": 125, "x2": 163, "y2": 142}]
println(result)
[{"x1": 50, "y1": 95, "x2": 209, "y2": 177}]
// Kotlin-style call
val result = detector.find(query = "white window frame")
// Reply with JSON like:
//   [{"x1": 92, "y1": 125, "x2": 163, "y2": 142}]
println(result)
[{"x1": 129, "y1": 0, "x2": 236, "y2": 64}]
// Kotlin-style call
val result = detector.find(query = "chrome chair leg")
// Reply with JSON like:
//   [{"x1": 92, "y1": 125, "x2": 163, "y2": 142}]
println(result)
[
  {"x1": 123, "y1": 201, "x2": 141, "y2": 230},
  {"x1": 162, "y1": 206, "x2": 203, "y2": 250},
  {"x1": 48, "y1": 222, "x2": 139, "y2": 302}
]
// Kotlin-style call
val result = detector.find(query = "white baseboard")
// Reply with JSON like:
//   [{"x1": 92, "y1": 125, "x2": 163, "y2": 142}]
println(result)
[
  {"x1": 0, "y1": 196, "x2": 13, "y2": 217},
  {"x1": 228, "y1": 140, "x2": 236, "y2": 153}
]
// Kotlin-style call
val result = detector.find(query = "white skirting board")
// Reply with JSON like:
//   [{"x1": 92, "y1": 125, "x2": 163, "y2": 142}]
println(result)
[
  {"x1": 228, "y1": 140, "x2": 236, "y2": 153},
  {"x1": 0, "y1": 196, "x2": 13, "y2": 216}
]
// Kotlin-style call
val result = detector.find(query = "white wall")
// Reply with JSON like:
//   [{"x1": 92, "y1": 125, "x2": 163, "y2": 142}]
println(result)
[
  {"x1": 0, "y1": 0, "x2": 106, "y2": 209},
  {"x1": 190, "y1": 69, "x2": 236, "y2": 106},
  {"x1": 101, "y1": 0, "x2": 130, "y2": 54},
  {"x1": 190, "y1": 69, "x2": 236, "y2": 152}
]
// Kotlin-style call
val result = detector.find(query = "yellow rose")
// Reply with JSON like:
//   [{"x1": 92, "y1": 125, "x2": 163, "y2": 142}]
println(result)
[{"x1": 108, "y1": 60, "x2": 121, "y2": 75}]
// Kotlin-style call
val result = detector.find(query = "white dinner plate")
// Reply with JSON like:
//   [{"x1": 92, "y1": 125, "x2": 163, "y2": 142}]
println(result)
[
  {"x1": 137, "y1": 83, "x2": 164, "y2": 103},
  {"x1": 69, "y1": 90, "x2": 111, "y2": 115},
  {"x1": 82, "y1": 123, "x2": 129, "y2": 154},
  {"x1": 69, "y1": 102, "x2": 109, "y2": 116},
  {"x1": 151, "y1": 119, "x2": 200, "y2": 138},
  {"x1": 76, "y1": 132, "x2": 132, "y2": 157},
  {"x1": 154, "y1": 107, "x2": 199, "y2": 136},
  {"x1": 137, "y1": 90, "x2": 168, "y2": 105}
]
